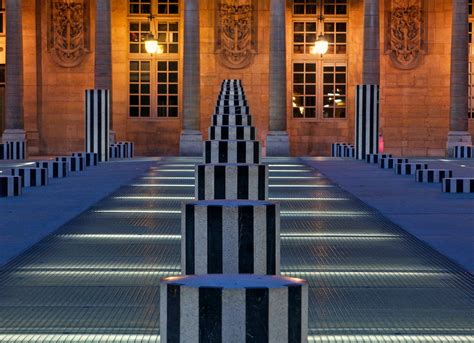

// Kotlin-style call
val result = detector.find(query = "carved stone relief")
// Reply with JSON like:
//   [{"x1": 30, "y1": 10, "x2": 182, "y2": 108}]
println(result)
[
  {"x1": 215, "y1": 0, "x2": 258, "y2": 69},
  {"x1": 386, "y1": 0, "x2": 426, "y2": 69},
  {"x1": 47, "y1": 0, "x2": 90, "y2": 68}
]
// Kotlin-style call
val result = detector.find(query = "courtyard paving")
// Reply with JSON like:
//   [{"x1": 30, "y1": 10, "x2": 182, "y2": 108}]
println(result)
[{"x1": 0, "y1": 157, "x2": 472, "y2": 342}]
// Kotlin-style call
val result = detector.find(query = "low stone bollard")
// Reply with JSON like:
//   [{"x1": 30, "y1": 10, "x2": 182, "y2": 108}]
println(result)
[
  {"x1": 213, "y1": 114, "x2": 252, "y2": 126},
  {"x1": 379, "y1": 157, "x2": 409, "y2": 169},
  {"x1": 442, "y1": 178, "x2": 474, "y2": 193},
  {"x1": 11, "y1": 168, "x2": 48, "y2": 187},
  {"x1": 72, "y1": 152, "x2": 98, "y2": 167},
  {"x1": 56, "y1": 156, "x2": 85, "y2": 172},
  {"x1": 394, "y1": 163, "x2": 428, "y2": 175},
  {"x1": 453, "y1": 145, "x2": 473, "y2": 158},
  {"x1": 366, "y1": 153, "x2": 392, "y2": 164},
  {"x1": 196, "y1": 164, "x2": 268, "y2": 200},
  {"x1": 204, "y1": 140, "x2": 261, "y2": 164},
  {"x1": 182, "y1": 201, "x2": 279, "y2": 275},
  {"x1": 416, "y1": 169, "x2": 453, "y2": 183},
  {"x1": 36, "y1": 161, "x2": 70, "y2": 178},
  {"x1": 0, "y1": 175, "x2": 22, "y2": 197},
  {"x1": 209, "y1": 125, "x2": 256, "y2": 141},
  {"x1": 160, "y1": 274, "x2": 308, "y2": 343}
]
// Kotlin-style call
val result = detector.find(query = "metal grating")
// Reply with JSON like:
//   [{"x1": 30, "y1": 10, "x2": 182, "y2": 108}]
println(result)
[{"x1": 0, "y1": 157, "x2": 472, "y2": 343}]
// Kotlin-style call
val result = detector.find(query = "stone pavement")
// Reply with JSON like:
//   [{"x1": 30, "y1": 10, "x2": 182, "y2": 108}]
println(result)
[
  {"x1": 0, "y1": 158, "x2": 158, "y2": 266},
  {"x1": 303, "y1": 157, "x2": 474, "y2": 273}
]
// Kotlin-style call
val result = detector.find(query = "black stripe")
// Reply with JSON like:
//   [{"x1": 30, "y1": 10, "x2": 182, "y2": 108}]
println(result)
[
  {"x1": 219, "y1": 142, "x2": 228, "y2": 163},
  {"x1": 237, "y1": 126, "x2": 244, "y2": 140},
  {"x1": 167, "y1": 284, "x2": 180, "y2": 343},
  {"x1": 185, "y1": 204, "x2": 195, "y2": 274},
  {"x1": 237, "y1": 141, "x2": 246, "y2": 163},
  {"x1": 214, "y1": 166, "x2": 226, "y2": 199},
  {"x1": 98, "y1": 91, "x2": 103, "y2": 161},
  {"x1": 207, "y1": 206, "x2": 223, "y2": 273},
  {"x1": 210, "y1": 127, "x2": 215, "y2": 140},
  {"x1": 266, "y1": 204, "x2": 276, "y2": 275},
  {"x1": 222, "y1": 126, "x2": 229, "y2": 140},
  {"x1": 361, "y1": 86, "x2": 367, "y2": 159},
  {"x1": 258, "y1": 165, "x2": 266, "y2": 200},
  {"x1": 288, "y1": 285, "x2": 302, "y2": 342},
  {"x1": 41, "y1": 169, "x2": 47, "y2": 185},
  {"x1": 0, "y1": 178, "x2": 6, "y2": 196},
  {"x1": 245, "y1": 288, "x2": 269, "y2": 343},
  {"x1": 428, "y1": 171, "x2": 434, "y2": 183},
  {"x1": 223, "y1": 115, "x2": 229, "y2": 125},
  {"x1": 239, "y1": 206, "x2": 254, "y2": 273},
  {"x1": 205, "y1": 141, "x2": 211, "y2": 164},
  {"x1": 14, "y1": 177, "x2": 20, "y2": 195},
  {"x1": 237, "y1": 165, "x2": 249, "y2": 199},
  {"x1": 470, "y1": 179, "x2": 474, "y2": 192},
  {"x1": 456, "y1": 179, "x2": 464, "y2": 192},
  {"x1": 199, "y1": 288, "x2": 222, "y2": 343},
  {"x1": 236, "y1": 115, "x2": 242, "y2": 125},
  {"x1": 250, "y1": 127, "x2": 256, "y2": 140},
  {"x1": 253, "y1": 143, "x2": 259, "y2": 163},
  {"x1": 445, "y1": 179, "x2": 451, "y2": 192},
  {"x1": 198, "y1": 165, "x2": 205, "y2": 200}
]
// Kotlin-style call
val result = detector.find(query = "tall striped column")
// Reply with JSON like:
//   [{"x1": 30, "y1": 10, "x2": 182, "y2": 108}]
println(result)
[
  {"x1": 85, "y1": 89, "x2": 110, "y2": 162},
  {"x1": 355, "y1": 84, "x2": 379, "y2": 160}
]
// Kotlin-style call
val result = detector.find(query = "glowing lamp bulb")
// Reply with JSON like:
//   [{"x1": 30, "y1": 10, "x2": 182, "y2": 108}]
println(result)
[
  {"x1": 311, "y1": 35, "x2": 329, "y2": 55},
  {"x1": 144, "y1": 34, "x2": 159, "y2": 54}
]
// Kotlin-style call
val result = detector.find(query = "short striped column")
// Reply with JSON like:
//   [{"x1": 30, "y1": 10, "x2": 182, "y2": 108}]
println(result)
[
  {"x1": 213, "y1": 114, "x2": 252, "y2": 126},
  {"x1": 453, "y1": 146, "x2": 473, "y2": 158},
  {"x1": 160, "y1": 274, "x2": 308, "y2": 343},
  {"x1": 196, "y1": 164, "x2": 268, "y2": 200},
  {"x1": 366, "y1": 153, "x2": 392, "y2": 164},
  {"x1": 394, "y1": 163, "x2": 428, "y2": 175},
  {"x1": 182, "y1": 201, "x2": 280, "y2": 275},
  {"x1": 56, "y1": 156, "x2": 85, "y2": 172},
  {"x1": 36, "y1": 161, "x2": 70, "y2": 178},
  {"x1": 0, "y1": 176, "x2": 22, "y2": 197},
  {"x1": 118, "y1": 142, "x2": 134, "y2": 158},
  {"x1": 0, "y1": 141, "x2": 26, "y2": 160},
  {"x1": 209, "y1": 126, "x2": 256, "y2": 141},
  {"x1": 355, "y1": 84, "x2": 380, "y2": 160},
  {"x1": 72, "y1": 152, "x2": 98, "y2": 167},
  {"x1": 442, "y1": 178, "x2": 474, "y2": 193},
  {"x1": 85, "y1": 89, "x2": 110, "y2": 162},
  {"x1": 11, "y1": 168, "x2": 48, "y2": 187},
  {"x1": 379, "y1": 157, "x2": 409, "y2": 169},
  {"x1": 204, "y1": 141, "x2": 261, "y2": 164},
  {"x1": 215, "y1": 106, "x2": 250, "y2": 115},
  {"x1": 416, "y1": 169, "x2": 453, "y2": 183}
]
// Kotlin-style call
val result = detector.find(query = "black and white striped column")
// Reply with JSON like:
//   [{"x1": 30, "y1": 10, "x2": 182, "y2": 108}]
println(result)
[
  {"x1": 442, "y1": 178, "x2": 474, "y2": 193},
  {"x1": 212, "y1": 114, "x2": 252, "y2": 126},
  {"x1": 36, "y1": 161, "x2": 70, "y2": 178},
  {"x1": 56, "y1": 156, "x2": 85, "y2": 172},
  {"x1": 366, "y1": 153, "x2": 392, "y2": 164},
  {"x1": 416, "y1": 169, "x2": 453, "y2": 183},
  {"x1": 379, "y1": 157, "x2": 409, "y2": 169},
  {"x1": 453, "y1": 145, "x2": 473, "y2": 158},
  {"x1": 0, "y1": 176, "x2": 22, "y2": 197},
  {"x1": 209, "y1": 126, "x2": 256, "y2": 141},
  {"x1": 160, "y1": 274, "x2": 308, "y2": 343},
  {"x1": 182, "y1": 201, "x2": 280, "y2": 275},
  {"x1": 196, "y1": 164, "x2": 268, "y2": 200},
  {"x1": 355, "y1": 85, "x2": 379, "y2": 160},
  {"x1": 72, "y1": 152, "x2": 98, "y2": 167},
  {"x1": 204, "y1": 141, "x2": 261, "y2": 164},
  {"x1": 0, "y1": 141, "x2": 26, "y2": 160},
  {"x1": 85, "y1": 89, "x2": 110, "y2": 162},
  {"x1": 394, "y1": 163, "x2": 428, "y2": 175},
  {"x1": 11, "y1": 168, "x2": 48, "y2": 187},
  {"x1": 0, "y1": 144, "x2": 7, "y2": 160}
]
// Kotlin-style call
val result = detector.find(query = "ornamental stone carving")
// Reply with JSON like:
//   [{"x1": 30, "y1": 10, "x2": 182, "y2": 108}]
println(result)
[
  {"x1": 386, "y1": 0, "x2": 426, "y2": 70},
  {"x1": 215, "y1": 0, "x2": 258, "y2": 69},
  {"x1": 47, "y1": 0, "x2": 90, "y2": 68}
]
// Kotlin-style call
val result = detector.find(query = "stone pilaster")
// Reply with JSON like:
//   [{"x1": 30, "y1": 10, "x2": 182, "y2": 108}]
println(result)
[
  {"x1": 95, "y1": 0, "x2": 115, "y2": 144},
  {"x1": 179, "y1": 0, "x2": 203, "y2": 156},
  {"x1": 266, "y1": 0, "x2": 289, "y2": 157},
  {"x1": 362, "y1": 0, "x2": 380, "y2": 85},
  {"x1": 3, "y1": 0, "x2": 26, "y2": 143},
  {"x1": 447, "y1": 0, "x2": 472, "y2": 154}
]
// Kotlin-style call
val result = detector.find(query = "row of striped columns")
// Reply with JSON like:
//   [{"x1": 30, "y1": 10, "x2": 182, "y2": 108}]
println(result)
[{"x1": 161, "y1": 80, "x2": 308, "y2": 342}]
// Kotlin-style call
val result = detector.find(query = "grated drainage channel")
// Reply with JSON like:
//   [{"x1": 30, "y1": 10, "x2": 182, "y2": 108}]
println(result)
[{"x1": 0, "y1": 157, "x2": 472, "y2": 343}]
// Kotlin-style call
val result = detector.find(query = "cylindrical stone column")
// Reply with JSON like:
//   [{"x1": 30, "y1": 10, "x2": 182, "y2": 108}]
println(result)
[
  {"x1": 180, "y1": 0, "x2": 202, "y2": 156},
  {"x1": 4, "y1": 0, "x2": 24, "y2": 133},
  {"x1": 362, "y1": 0, "x2": 380, "y2": 85}
]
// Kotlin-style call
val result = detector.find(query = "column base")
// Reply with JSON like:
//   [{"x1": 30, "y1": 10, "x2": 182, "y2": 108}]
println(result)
[
  {"x1": 265, "y1": 131, "x2": 290, "y2": 157},
  {"x1": 2, "y1": 129, "x2": 26, "y2": 143},
  {"x1": 179, "y1": 130, "x2": 203, "y2": 156},
  {"x1": 446, "y1": 131, "x2": 473, "y2": 157},
  {"x1": 109, "y1": 130, "x2": 116, "y2": 145}
]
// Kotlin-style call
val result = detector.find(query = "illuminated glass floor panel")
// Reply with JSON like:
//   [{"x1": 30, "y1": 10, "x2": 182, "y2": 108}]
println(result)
[{"x1": 0, "y1": 158, "x2": 472, "y2": 343}]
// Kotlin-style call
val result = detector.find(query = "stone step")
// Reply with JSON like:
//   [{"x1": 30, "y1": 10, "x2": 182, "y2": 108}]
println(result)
[
  {"x1": 36, "y1": 161, "x2": 70, "y2": 178},
  {"x1": 394, "y1": 162, "x2": 428, "y2": 175},
  {"x1": 215, "y1": 106, "x2": 250, "y2": 115},
  {"x1": 453, "y1": 145, "x2": 473, "y2": 158},
  {"x1": 0, "y1": 141, "x2": 26, "y2": 160},
  {"x1": 416, "y1": 169, "x2": 453, "y2": 183},
  {"x1": 379, "y1": 157, "x2": 409, "y2": 169},
  {"x1": 160, "y1": 274, "x2": 308, "y2": 343},
  {"x1": 196, "y1": 164, "x2": 268, "y2": 201},
  {"x1": 11, "y1": 168, "x2": 48, "y2": 187},
  {"x1": 212, "y1": 114, "x2": 252, "y2": 126},
  {"x1": 204, "y1": 140, "x2": 261, "y2": 164},
  {"x1": 209, "y1": 126, "x2": 256, "y2": 141},
  {"x1": 182, "y1": 200, "x2": 279, "y2": 275},
  {"x1": 72, "y1": 152, "x2": 98, "y2": 167},
  {"x1": 0, "y1": 176, "x2": 22, "y2": 197},
  {"x1": 366, "y1": 153, "x2": 393, "y2": 164},
  {"x1": 56, "y1": 156, "x2": 85, "y2": 172},
  {"x1": 442, "y1": 178, "x2": 474, "y2": 193}
]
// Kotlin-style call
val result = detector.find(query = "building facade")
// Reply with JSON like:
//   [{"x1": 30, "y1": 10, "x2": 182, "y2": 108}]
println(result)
[{"x1": 0, "y1": 0, "x2": 473, "y2": 156}]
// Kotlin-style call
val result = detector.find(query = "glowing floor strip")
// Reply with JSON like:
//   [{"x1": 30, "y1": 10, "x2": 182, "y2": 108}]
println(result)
[
  {"x1": 114, "y1": 196, "x2": 194, "y2": 200},
  {"x1": 270, "y1": 184, "x2": 334, "y2": 188},
  {"x1": 130, "y1": 184, "x2": 333, "y2": 188},
  {"x1": 270, "y1": 197, "x2": 348, "y2": 201},
  {"x1": 94, "y1": 209, "x2": 181, "y2": 214},
  {"x1": 281, "y1": 270, "x2": 449, "y2": 277},
  {"x1": 268, "y1": 164, "x2": 306, "y2": 167},
  {"x1": 58, "y1": 234, "x2": 181, "y2": 240},
  {"x1": 130, "y1": 184, "x2": 194, "y2": 187},
  {"x1": 141, "y1": 176, "x2": 195, "y2": 180},
  {"x1": 281, "y1": 211, "x2": 367, "y2": 217},
  {"x1": 269, "y1": 169, "x2": 312, "y2": 173},
  {"x1": 149, "y1": 169, "x2": 194, "y2": 172}
]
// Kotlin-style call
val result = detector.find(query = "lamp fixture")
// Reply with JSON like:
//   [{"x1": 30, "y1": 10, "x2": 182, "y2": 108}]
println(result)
[
  {"x1": 144, "y1": 13, "x2": 163, "y2": 55},
  {"x1": 311, "y1": 1, "x2": 329, "y2": 56}
]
